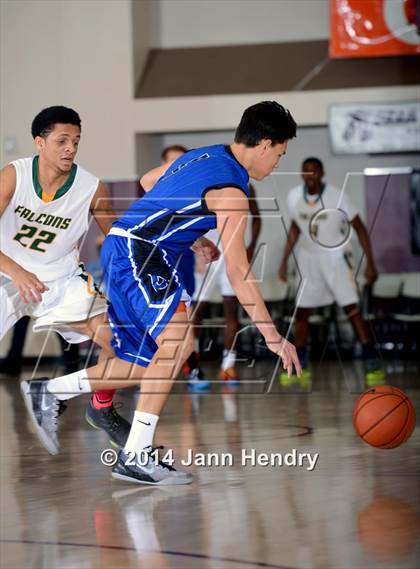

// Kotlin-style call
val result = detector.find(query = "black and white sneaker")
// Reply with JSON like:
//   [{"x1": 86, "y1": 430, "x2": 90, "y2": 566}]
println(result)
[
  {"x1": 20, "y1": 378, "x2": 67, "y2": 455},
  {"x1": 86, "y1": 399, "x2": 131, "y2": 448},
  {"x1": 112, "y1": 446, "x2": 193, "y2": 486}
]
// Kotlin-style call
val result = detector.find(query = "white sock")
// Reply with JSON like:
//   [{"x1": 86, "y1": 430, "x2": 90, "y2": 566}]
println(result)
[
  {"x1": 194, "y1": 338, "x2": 200, "y2": 353},
  {"x1": 222, "y1": 394, "x2": 238, "y2": 422},
  {"x1": 222, "y1": 349, "x2": 236, "y2": 371},
  {"x1": 126, "y1": 508, "x2": 160, "y2": 551},
  {"x1": 46, "y1": 369, "x2": 92, "y2": 401},
  {"x1": 124, "y1": 411, "x2": 159, "y2": 454}
]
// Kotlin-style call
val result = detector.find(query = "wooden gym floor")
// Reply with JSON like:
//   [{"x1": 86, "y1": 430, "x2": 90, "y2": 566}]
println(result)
[{"x1": 0, "y1": 360, "x2": 419, "y2": 569}]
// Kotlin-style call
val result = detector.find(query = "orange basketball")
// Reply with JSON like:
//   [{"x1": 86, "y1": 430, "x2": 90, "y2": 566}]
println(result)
[{"x1": 353, "y1": 386, "x2": 416, "y2": 448}]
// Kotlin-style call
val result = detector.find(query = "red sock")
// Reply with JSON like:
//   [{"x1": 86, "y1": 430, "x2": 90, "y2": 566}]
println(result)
[{"x1": 92, "y1": 390, "x2": 115, "y2": 410}]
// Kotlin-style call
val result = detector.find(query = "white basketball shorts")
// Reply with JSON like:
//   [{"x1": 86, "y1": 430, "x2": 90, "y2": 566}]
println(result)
[
  {"x1": 0, "y1": 265, "x2": 108, "y2": 343},
  {"x1": 193, "y1": 256, "x2": 235, "y2": 302},
  {"x1": 296, "y1": 248, "x2": 359, "y2": 308}
]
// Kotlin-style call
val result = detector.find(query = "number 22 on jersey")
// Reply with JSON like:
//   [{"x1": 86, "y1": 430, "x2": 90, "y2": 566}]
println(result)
[{"x1": 13, "y1": 224, "x2": 56, "y2": 253}]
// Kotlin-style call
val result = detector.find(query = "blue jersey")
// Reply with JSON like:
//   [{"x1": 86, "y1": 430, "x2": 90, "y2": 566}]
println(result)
[
  {"x1": 113, "y1": 145, "x2": 249, "y2": 266},
  {"x1": 102, "y1": 145, "x2": 249, "y2": 365}
]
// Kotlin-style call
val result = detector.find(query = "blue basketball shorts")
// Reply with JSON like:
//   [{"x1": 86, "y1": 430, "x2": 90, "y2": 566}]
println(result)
[
  {"x1": 178, "y1": 249, "x2": 195, "y2": 297},
  {"x1": 101, "y1": 234, "x2": 185, "y2": 366}
]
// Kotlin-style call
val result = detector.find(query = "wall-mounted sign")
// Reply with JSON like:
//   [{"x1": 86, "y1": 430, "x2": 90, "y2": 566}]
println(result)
[
  {"x1": 329, "y1": 101, "x2": 420, "y2": 154},
  {"x1": 330, "y1": 0, "x2": 420, "y2": 58}
]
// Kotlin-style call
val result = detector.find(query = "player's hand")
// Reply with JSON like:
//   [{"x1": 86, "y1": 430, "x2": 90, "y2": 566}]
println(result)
[
  {"x1": 266, "y1": 335, "x2": 302, "y2": 378},
  {"x1": 195, "y1": 254, "x2": 207, "y2": 274},
  {"x1": 10, "y1": 266, "x2": 49, "y2": 303},
  {"x1": 277, "y1": 263, "x2": 288, "y2": 283},
  {"x1": 191, "y1": 237, "x2": 220, "y2": 264},
  {"x1": 365, "y1": 264, "x2": 378, "y2": 285}
]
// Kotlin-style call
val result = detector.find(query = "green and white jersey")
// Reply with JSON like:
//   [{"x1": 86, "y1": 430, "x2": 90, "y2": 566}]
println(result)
[
  {"x1": 287, "y1": 183, "x2": 358, "y2": 255},
  {"x1": 1, "y1": 156, "x2": 99, "y2": 280}
]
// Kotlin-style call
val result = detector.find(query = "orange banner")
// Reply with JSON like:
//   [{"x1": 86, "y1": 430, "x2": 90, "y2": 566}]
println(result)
[{"x1": 330, "y1": 0, "x2": 420, "y2": 57}]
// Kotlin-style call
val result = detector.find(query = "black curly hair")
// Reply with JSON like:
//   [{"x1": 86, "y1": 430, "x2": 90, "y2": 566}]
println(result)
[{"x1": 31, "y1": 106, "x2": 81, "y2": 138}]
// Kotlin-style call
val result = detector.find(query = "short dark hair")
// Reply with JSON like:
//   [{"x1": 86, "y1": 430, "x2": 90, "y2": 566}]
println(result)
[
  {"x1": 302, "y1": 157, "x2": 324, "y2": 170},
  {"x1": 31, "y1": 106, "x2": 81, "y2": 139},
  {"x1": 161, "y1": 144, "x2": 188, "y2": 161},
  {"x1": 234, "y1": 101, "x2": 297, "y2": 147}
]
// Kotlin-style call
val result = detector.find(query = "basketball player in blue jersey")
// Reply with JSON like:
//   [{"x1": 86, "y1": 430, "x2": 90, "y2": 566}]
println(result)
[
  {"x1": 141, "y1": 144, "x2": 218, "y2": 390},
  {"x1": 22, "y1": 101, "x2": 301, "y2": 485}
]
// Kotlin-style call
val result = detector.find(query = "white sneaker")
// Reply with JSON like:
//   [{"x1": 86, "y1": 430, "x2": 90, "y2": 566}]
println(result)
[{"x1": 20, "y1": 378, "x2": 66, "y2": 455}]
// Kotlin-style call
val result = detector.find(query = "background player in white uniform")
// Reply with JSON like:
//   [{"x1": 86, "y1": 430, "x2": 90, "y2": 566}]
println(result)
[
  {"x1": 188, "y1": 183, "x2": 261, "y2": 386},
  {"x1": 0, "y1": 106, "x2": 130, "y2": 448},
  {"x1": 278, "y1": 157, "x2": 384, "y2": 383}
]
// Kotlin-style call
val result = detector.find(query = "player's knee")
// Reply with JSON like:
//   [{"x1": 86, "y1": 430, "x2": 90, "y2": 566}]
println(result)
[
  {"x1": 344, "y1": 304, "x2": 360, "y2": 318},
  {"x1": 192, "y1": 301, "x2": 208, "y2": 323},
  {"x1": 296, "y1": 308, "x2": 311, "y2": 322},
  {"x1": 101, "y1": 343, "x2": 115, "y2": 359},
  {"x1": 223, "y1": 296, "x2": 238, "y2": 317},
  {"x1": 226, "y1": 316, "x2": 240, "y2": 330}
]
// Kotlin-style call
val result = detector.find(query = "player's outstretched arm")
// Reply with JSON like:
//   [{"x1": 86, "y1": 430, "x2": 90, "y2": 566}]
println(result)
[
  {"x1": 351, "y1": 215, "x2": 378, "y2": 284},
  {"x1": 0, "y1": 164, "x2": 48, "y2": 302},
  {"x1": 247, "y1": 183, "x2": 261, "y2": 262},
  {"x1": 206, "y1": 187, "x2": 301, "y2": 377},
  {"x1": 278, "y1": 221, "x2": 300, "y2": 282},
  {"x1": 90, "y1": 181, "x2": 117, "y2": 235}
]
